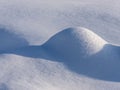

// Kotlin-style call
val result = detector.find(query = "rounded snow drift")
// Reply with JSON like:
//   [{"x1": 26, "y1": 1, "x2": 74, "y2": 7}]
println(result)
[{"x1": 43, "y1": 27, "x2": 107, "y2": 59}]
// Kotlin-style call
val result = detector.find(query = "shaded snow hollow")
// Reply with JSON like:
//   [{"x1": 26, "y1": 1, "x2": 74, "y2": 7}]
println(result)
[{"x1": 0, "y1": 27, "x2": 28, "y2": 52}]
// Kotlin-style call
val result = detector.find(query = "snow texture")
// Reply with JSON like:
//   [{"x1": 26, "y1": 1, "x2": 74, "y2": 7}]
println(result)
[{"x1": 0, "y1": 0, "x2": 120, "y2": 90}]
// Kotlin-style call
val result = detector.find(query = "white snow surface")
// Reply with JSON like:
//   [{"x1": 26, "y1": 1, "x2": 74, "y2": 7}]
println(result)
[{"x1": 0, "y1": 0, "x2": 120, "y2": 90}]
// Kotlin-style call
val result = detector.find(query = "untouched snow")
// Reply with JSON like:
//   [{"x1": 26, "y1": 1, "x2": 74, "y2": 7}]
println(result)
[{"x1": 0, "y1": 0, "x2": 120, "y2": 90}]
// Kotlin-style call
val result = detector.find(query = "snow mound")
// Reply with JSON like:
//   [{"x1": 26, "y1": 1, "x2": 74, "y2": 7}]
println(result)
[
  {"x1": 42, "y1": 27, "x2": 120, "y2": 82},
  {"x1": 43, "y1": 27, "x2": 107, "y2": 59}
]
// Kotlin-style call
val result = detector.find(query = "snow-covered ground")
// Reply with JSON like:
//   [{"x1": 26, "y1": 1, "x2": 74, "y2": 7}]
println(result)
[{"x1": 0, "y1": 0, "x2": 120, "y2": 90}]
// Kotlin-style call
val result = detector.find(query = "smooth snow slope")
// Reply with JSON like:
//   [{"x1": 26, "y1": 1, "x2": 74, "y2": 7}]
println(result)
[
  {"x1": 5, "y1": 27, "x2": 119, "y2": 82},
  {"x1": 0, "y1": 27, "x2": 120, "y2": 90},
  {"x1": 0, "y1": 0, "x2": 120, "y2": 45}
]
